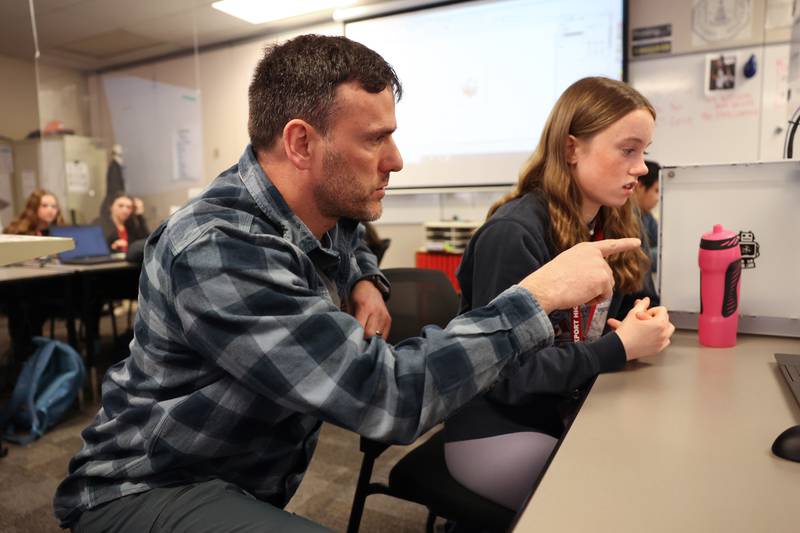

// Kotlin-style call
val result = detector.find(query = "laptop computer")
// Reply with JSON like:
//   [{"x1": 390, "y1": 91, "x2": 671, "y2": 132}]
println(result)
[
  {"x1": 775, "y1": 353, "x2": 800, "y2": 408},
  {"x1": 49, "y1": 225, "x2": 126, "y2": 265}
]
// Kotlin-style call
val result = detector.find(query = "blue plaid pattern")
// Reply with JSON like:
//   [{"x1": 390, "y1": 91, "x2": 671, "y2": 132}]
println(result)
[{"x1": 53, "y1": 146, "x2": 554, "y2": 527}]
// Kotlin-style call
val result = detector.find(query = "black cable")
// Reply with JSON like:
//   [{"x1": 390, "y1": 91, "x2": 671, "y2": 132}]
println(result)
[{"x1": 783, "y1": 106, "x2": 800, "y2": 158}]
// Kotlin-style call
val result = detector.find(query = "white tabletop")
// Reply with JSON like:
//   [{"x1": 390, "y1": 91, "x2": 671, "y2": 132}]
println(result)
[
  {"x1": 0, "y1": 234, "x2": 74, "y2": 266},
  {"x1": 514, "y1": 331, "x2": 800, "y2": 533}
]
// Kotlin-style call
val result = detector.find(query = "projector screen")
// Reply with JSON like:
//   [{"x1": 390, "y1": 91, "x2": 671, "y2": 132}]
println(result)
[{"x1": 345, "y1": 0, "x2": 625, "y2": 189}]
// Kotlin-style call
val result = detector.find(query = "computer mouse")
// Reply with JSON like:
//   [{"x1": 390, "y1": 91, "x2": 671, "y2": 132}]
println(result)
[{"x1": 772, "y1": 425, "x2": 800, "y2": 462}]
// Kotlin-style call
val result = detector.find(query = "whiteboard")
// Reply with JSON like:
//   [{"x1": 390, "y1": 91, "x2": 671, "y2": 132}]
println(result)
[
  {"x1": 629, "y1": 43, "x2": 790, "y2": 166},
  {"x1": 659, "y1": 160, "x2": 800, "y2": 337},
  {"x1": 102, "y1": 75, "x2": 204, "y2": 196}
]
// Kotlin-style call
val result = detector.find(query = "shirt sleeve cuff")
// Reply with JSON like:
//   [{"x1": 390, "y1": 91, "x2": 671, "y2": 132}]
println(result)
[
  {"x1": 491, "y1": 285, "x2": 555, "y2": 353},
  {"x1": 589, "y1": 331, "x2": 627, "y2": 372},
  {"x1": 355, "y1": 273, "x2": 391, "y2": 300}
]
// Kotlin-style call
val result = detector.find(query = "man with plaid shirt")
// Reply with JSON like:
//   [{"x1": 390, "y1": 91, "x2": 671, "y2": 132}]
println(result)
[{"x1": 54, "y1": 35, "x2": 640, "y2": 532}]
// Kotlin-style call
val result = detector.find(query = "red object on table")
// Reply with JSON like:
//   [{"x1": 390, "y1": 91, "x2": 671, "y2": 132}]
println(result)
[{"x1": 415, "y1": 251, "x2": 463, "y2": 293}]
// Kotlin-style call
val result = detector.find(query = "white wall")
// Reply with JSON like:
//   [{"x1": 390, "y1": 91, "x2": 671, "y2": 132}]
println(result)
[
  {"x1": 87, "y1": 22, "x2": 342, "y2": 226},
  {"x1": 37, "y1": 63, "x2": 91, "y2": 137},
  {"x1": 0, "y1": 54, "x2": 39, "y2": 141},
  {"x1": 0, "y1": 53, "x2": 91, "y2": 141}
]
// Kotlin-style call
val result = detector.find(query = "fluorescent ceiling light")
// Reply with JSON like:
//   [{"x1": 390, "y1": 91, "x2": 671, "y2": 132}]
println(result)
[
  {"x1": 332, "y1": 0, "x2": 446, "y2": 22},
  {"x1": 212, "y1": 0, "x2": 356, "y2": 25}
]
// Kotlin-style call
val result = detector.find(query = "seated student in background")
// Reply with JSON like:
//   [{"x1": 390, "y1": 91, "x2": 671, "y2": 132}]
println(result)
[
  {"x1": 635, "y1": 160, "x2": 661, "y2": 272},
  {"x1": 98, "y1": 192, "x2": 149, "y2": 253},
  {"x1": 53, "y1": 35, "x2": 647, "y2": 533},
  {"x1": 99, "y1": 192, "x2": 133, "y2": 252},
  {"x1": 444, "y1": 77, "x2": 675, "y2": 512},
  {"x1": 3, "y1": 188, "x2": 64, "y2": 236},
  {"x1": 128, "y1": 196, "x2": 150, "y2": 238},
  {"x1": 123, "y1": 196, "x2": 151, "y2": 263},
  {"x1": 2, "y1": 189, "x2": 65, "y2": 358}
]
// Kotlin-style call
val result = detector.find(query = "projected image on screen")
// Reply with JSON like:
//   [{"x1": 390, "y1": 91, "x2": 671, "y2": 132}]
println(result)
[{"x1": 345, "y1": 0, "x2": 624, "y2": 188}]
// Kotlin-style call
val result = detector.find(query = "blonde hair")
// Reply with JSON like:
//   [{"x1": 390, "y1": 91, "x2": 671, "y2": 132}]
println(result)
[
  {"x1": 489, "y1": 77, "x2": 654, "y2": 294},
  {"x1": 4, "y1": 189, "x2": 65, "y2": 235}
]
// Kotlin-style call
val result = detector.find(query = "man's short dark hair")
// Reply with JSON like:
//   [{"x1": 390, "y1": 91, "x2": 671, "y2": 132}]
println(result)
[
  {"x1": 639, "y1": 160, "x2": 661, "y2": 190},
  {"x1": 248, "y1": 34, "x2": 402, "y2": 153}
]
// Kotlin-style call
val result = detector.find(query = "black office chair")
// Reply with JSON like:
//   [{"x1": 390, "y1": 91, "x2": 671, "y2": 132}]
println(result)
[
  {"x1": 368, "y1": 237, "x2": 391, "y2": 266},
  {"x1": 347, "y1": 268, "x2": 515, "y2": 533}
]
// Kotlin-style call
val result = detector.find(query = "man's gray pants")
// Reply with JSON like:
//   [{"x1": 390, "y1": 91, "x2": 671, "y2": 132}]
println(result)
[{"x1": 72, "y1": 478, "x2": 331, "y2": 533}]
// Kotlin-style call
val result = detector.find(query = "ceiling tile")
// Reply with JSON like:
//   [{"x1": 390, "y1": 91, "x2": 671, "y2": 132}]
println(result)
[
  {"x1": 57, "y1": 29, "x2": 166, "y2": 59},
  {"x1": 0, "y1": 0, "x2": 387, "y2": 69}
]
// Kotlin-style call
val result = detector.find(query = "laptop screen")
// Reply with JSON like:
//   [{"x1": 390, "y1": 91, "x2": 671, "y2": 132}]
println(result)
[{"x1": 49, "y1": 225, "x2": 111, "y2": 260}]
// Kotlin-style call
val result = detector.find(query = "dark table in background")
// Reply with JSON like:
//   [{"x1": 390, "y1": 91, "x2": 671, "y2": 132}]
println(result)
[{"x1": 0, "y1": 261, "x2": 141, "y2": 399}]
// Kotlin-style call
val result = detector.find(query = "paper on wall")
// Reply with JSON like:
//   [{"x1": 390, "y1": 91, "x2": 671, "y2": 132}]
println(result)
[
  {"x1": 692, "y1": 0, "x2": 753, "y2": 46},
  {"x1": 766, "y1": 0, "x2": 793, "y2": 29},
  {"x1": 66, "y1": 160, "x2": 90, "y2": 193},
  {"x1": 173, "y1": 126, "x2": 202, "y2": 182}
]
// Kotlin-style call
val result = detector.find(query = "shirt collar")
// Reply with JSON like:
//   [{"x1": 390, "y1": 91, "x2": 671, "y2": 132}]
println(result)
[{"x1": 236, "y1": 145, "x2": 357, "y2": 267}]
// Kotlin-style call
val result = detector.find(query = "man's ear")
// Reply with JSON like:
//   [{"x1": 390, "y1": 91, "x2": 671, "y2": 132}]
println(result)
[
  {"x1": 565, "y1": 134, "x2": 578, "y2": 164},
  {"x1": 282, "y1": 119, "x2": 320, "y2": 170}
]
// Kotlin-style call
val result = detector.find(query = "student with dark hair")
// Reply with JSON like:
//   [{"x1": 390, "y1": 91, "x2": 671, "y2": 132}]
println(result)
[
  {"x1": 54, "y1": 36, "x2": 646, "y2": 532},
  {"x1": 636, "y1": 160, "x2": 661, "y2": 270},
  {"x1": 97, "y1": 192, "x2": 149, "y2": 254},
  {"x1": 98, "y1": 192, "x2": 133, "y2": 253},
  {"x1": 128, "y1": 197, "x2": 150, "y2": 240}
]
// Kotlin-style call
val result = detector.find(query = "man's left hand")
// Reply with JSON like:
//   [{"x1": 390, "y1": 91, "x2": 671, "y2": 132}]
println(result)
[{"x1": 351, "y1": 279, "x2": 392, "y2": 341}]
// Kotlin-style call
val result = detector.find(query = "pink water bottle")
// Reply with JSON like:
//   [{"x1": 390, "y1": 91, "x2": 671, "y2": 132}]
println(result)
[{"x1": 698, "y1": 224, "x2": 742, "y2": 347}]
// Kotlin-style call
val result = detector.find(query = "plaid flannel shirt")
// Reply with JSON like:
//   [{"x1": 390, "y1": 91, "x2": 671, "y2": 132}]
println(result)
[{"x1": 53, "y1": 146, "x2": 554, "y2": 527}]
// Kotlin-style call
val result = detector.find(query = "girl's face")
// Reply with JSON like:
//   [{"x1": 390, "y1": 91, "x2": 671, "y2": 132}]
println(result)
[
  {"x1": 37, "y1": 194, "x2": 59, "y2": 225},
  {"x1": 110, "y1": 196, "x2": 133, "y2": 223},
  {"x1": 567, "y1": 108, "x2": 654, "y2": 219}
]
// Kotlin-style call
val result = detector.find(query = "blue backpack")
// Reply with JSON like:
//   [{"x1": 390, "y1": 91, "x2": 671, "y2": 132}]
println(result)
[{"x1": 0, "y1": 337, "x2": 86, "y2": 445}]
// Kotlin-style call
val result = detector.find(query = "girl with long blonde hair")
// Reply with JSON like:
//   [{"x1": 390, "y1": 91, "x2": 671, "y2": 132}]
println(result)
[{"x1": 444, "y1": 77, "x2": 673, "y2": 511}]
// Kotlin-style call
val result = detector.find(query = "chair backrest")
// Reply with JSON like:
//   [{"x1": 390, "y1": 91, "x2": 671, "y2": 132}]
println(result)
[
  {"x1": 349, "y1": 269, "x2": 509, "y2": 533},
  {"x1": 382, "y1": 268, "x2": 459, "y2": 345}
]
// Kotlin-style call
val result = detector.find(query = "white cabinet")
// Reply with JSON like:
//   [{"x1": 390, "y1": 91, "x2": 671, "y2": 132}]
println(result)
[{"x1": 12, "y1": 135, "x2": 107, "y2": 224}]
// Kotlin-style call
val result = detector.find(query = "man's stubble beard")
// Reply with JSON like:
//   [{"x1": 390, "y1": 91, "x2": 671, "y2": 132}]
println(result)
[{"x1": 317, "y1": 149, "x2": 383, "y2": 222}]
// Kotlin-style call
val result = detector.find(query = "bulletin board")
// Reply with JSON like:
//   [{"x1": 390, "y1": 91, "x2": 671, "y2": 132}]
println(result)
[{"x1": 658, "y1": 160, "x2": 800, "y2": 337}]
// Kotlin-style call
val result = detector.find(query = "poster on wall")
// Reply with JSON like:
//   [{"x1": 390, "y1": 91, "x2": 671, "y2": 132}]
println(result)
[
  {"x1": 173, "y1": 126, "x2": 202, "y2": 182},
  {"x1": 706, "y1": 53, "x2": 738, "y2": 94},
  {"x1": 692, "y1": 0, "x2": 752, "y2": 46},
  {"x1": 66, "y1": 160, "x2": 90, "y2": 193},
  {"x1": 631, "y1": 23, "x2": 673, "y2": 58}
]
